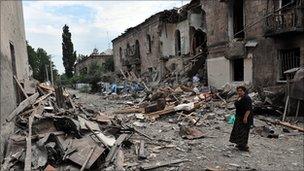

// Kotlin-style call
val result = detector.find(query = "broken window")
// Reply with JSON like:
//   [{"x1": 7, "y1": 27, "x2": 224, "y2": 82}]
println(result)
[
  {"x1": 233, "y1": 0, "x2": 244, "y2": 39},
  {"x1": 80, "y1": 67, "x2": 88, "y2": 75},
  {"x1": 175, "y1": 30, "x2": 181, "y2": 56},
  {"x1": 119, "y1": 47, "x2": 122, "y2": 60},
  {"x1": 147, "y1": 34, "x2": 152, "y2": 53},
  {"x1": 232, "y1": 58, "x2": 244, "y2": 81},
  {"x1": 278, "y1": 48, "x2": 300, "y2": 80}
]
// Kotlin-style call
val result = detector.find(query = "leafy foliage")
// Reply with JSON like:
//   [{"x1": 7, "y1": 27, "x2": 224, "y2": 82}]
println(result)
[
  {"x1": 62, "y1": 24, "x2": 76, "y2": 78},
  {"x1": 27, "y1": 42, "x2": 59, "y2": 83}
]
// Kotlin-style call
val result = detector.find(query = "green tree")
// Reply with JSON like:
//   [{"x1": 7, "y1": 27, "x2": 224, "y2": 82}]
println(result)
[
  {"x1": 27, "y1": 42, "x2": 59, "y2": 83},
  {"x1": 62, "y1": 24, "x2": 76, "y2": 78},
  {"x1": 27, "y1": 42, "x2": 39, "y2": 79}
]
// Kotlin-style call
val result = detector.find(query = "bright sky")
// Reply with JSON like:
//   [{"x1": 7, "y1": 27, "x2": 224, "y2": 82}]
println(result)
[{"x1": 23, "y1": 1, "x2": 189, "y2": 74}]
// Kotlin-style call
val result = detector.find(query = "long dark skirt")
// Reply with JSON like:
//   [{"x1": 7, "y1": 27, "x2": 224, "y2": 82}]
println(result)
[{"x1": 229, "y1": 116, "x2": 250, "y2": 147}]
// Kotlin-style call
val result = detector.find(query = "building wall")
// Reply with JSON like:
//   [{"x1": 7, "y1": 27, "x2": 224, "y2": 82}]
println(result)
[
  {"x1": 0, "y1": 0, "x2": 29, "y2": 161},
  {"x1": 112, "y1": 17, "x2": 162, "y2": 75},
  {"x1": 160, "y1": 23, "x2": 176, "y2": 57},
  {"x1": 75, "y1": 55, "x2": 113, "y2": 76},
  {"x1": 159, "y1": 20, "x2": 191, "y2": 57},
  {"x1": 202, "y1": 0, "x2": 303, "y2": 88}
]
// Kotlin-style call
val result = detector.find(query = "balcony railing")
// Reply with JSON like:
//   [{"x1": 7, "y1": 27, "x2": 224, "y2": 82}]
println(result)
[{"x1": 265, "y1": 4, "x2": 304, "y2": 36}]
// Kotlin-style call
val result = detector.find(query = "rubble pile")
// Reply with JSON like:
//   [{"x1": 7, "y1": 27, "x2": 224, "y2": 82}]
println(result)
[{"x1": 2, "y1": 79, "x2": 304, "y2": 171}]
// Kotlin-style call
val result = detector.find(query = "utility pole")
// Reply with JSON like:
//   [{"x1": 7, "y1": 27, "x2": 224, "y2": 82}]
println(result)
[{"x1": 45, "y1": 64, "x2": 49, "y2": 82}]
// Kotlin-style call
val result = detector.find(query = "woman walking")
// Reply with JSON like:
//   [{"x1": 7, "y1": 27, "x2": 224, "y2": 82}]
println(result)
[{"x1": 229, "y1": 86, "x2": 253, "y2": 151}]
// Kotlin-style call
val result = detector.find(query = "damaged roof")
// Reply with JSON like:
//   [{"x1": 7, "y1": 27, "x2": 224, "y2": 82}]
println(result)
[{"x1": 112, "y1": 0, "x2": 201, "y2": 43}]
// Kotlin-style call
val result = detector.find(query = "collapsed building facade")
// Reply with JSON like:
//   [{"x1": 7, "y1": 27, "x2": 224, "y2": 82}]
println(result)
[
  {"x1": 113, "y1": 0, "x2": 303, "y2": 89},
  {"x1": 74, "y1": 48, "x2": 113, "y2": 76},
  {"x1": 112, "y1": 0, "x2": 207, "y2": 83},
  {"x1": 0, "y1": 1, "x2": 30, "y2": 161},
  {"x1": 201, "y1": 0, "x2": 304, "y2": 88}
]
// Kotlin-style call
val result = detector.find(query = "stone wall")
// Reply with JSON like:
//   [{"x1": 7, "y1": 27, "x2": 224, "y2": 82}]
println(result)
[
  {"x1": 201, "y1": 0, "x2": 304, "y2": 88},
  {"x1": 112, "y1": 16, "x2": 162, "y2": 75},
  {"x1": 0, "y1": 0, "x2": 29, "y2": 162},
  {"x1": 75, "y1": 55, "x2": 113, "y2": 76}
]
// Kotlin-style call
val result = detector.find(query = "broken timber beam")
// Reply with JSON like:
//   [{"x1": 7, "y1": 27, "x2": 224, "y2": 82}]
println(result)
[
  {"x1": 113, "y1": 108, "x2": 143, "y2": 114},
  {"x1": 105, "y1": 134, "x2": 128, "y2": 167},
  {"x1": 278, "y1": 121, "x2": 304, "y2": 133},
  {"x1": 138, "y1": 140, "x2": 147, "y2": 160},
  {"x1": 55, "y1": 86, "x2": 65, "y2": 108},
  {"x1": 13, "y1": 75, "x2": 29, "y2": 98},
  {"x1": 6, "y1": 92, "x2": 39, "y2": 121},
  {"x1": 259, "y1": 117, "x2": 304, "y2": 133},
  {"x1": 80, "y1": 146, "x2": 96, "y2": 171},
  {"x1": 34, "y1": 92, "x2": 53, "y2": 105},
  {"x1": 147, "y1": 101, "x2": 205, "y2": 118},
  {"x1": 139, "y1": 159, "x2": 190, "y2": 170},
  {"x1": 115, "y1": 147, "x2": 125, "y2": 171},
  {"x1": 24, "y1": 106, "x2": 39, "y2": 171},
  {"x1": 85, "y1": 122, "x2": 110, "y2": 150},
  {"x1": 126, "y1": 125, "x2": 153, "y2": 141}
]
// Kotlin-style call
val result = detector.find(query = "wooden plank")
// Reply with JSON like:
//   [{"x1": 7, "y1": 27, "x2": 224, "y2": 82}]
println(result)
[
  {"x1": 10, "y1": 131, "x2": 65, "y2": 142},
  {"x1": 80, "y1": 146, "x2": 96, "y2": 171},
  {"x1": 55, "y1": 86, "x2": 64, "y2": 108},
  {"x1": 6, "y1": 92, "x2": 39, "y2": 121},
  {"x1": 295, "y1": 100, "x2": 300, "y2": 119},
  {"x1": 120, "y1": 69, "x2": 127, "y2": 80},
  {"x1": 113, "y1": 108, "x2": 143, "y2": 114},
  {"x1": 24, "y1": 107, "x2": 39, "y2": 171},
  {"x1": 85, "y1": 122, "x2": 110, "y2": 150},
  {"x1": 126, "y1": 125, "x2": 153, "y2": 141},
  {"x1": 282, "y1": 95, "x2": 289, "y2": 121},
  {"x1": 138, "y1": 140, "x2": 147, "y2": 160},
  {"x1": 13, "y1": 75, "x2": 28, "y2": 98},
  {"x1": 278, "y1": 121, "x2": 304, "y2": 132},
  {"x1": 68, "y1": 96, "x2": 76, "y2": 110},
  {"x1": 105, "y1": 134, "x2": 128, "y2": 166},
  {"x1": 115, "y1": 147, "x2": 125, "y2": 171},
  {"x1": 140, "y1": 159, "x2": 190, "y2": 170},
  {"x1": 34, "y1": 92, "x2": 52, "y2": 105}
]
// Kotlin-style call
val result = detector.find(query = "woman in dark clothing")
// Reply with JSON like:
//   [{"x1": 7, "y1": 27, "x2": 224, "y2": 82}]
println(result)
[{"x1": 229, "y1": 86, "x2": 253, "y2": 151}]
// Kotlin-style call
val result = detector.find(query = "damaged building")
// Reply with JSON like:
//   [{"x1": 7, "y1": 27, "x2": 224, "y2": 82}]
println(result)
[
  {"x1": 112, "y1": 0, "x2": 208, "y2": 83},
  {"x1": 74, "y1": 48, "x2": 113, "y2": 76},
  {"x1": 0, "y1": 1, "x2": 30, "y2": 161},
  {"x1": 113, "y1": 0, "x2": 303, "y2": 89},
  {"x1": 201, "y1": 0, "x2": 304, "y2": 88}
]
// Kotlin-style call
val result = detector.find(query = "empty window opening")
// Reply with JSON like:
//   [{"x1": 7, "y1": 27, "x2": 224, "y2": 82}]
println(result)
[
  {"x1": 192, "y1": 29, "x2": 205, "y2": 55},
  {"x1": 232, "y1": 58, "x2": 244, "y2": 81},
  {"x1": 126, "y1": 43, "x2": 130, "y2": 57},
  {"x1": 135, "y1": 40, "x2": 140, "y2": 58},
  {"x1": 119, "y1": 47, "x2": 122, "y2": 60},
  {"x1": 278, "y1": 48, "x2": 300, "y2": 80},
  {"x1": 233, "y1": 0, "x2": 244, "y2": 39},
  {"x1": 175, "y1": 30, "x2": 181, "y2": 56},
  {"x1": 147, "y1": 34, "x2": 152, "y2": 53}
]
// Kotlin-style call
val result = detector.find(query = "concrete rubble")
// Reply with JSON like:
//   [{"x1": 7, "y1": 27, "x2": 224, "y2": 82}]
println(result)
[{"x1": 1, "y1": 74, "x2": 303, "y2": 171}]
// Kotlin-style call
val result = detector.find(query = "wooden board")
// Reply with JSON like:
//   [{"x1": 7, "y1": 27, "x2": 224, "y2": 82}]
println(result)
[{"x1": 6, "y1": 92, "x2": 39, "y2": 121}]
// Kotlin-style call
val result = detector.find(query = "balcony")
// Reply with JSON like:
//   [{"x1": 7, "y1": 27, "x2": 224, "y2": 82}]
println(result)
[{"x1": 265, "y1": 4, "x2": 304, "y2": 37}]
